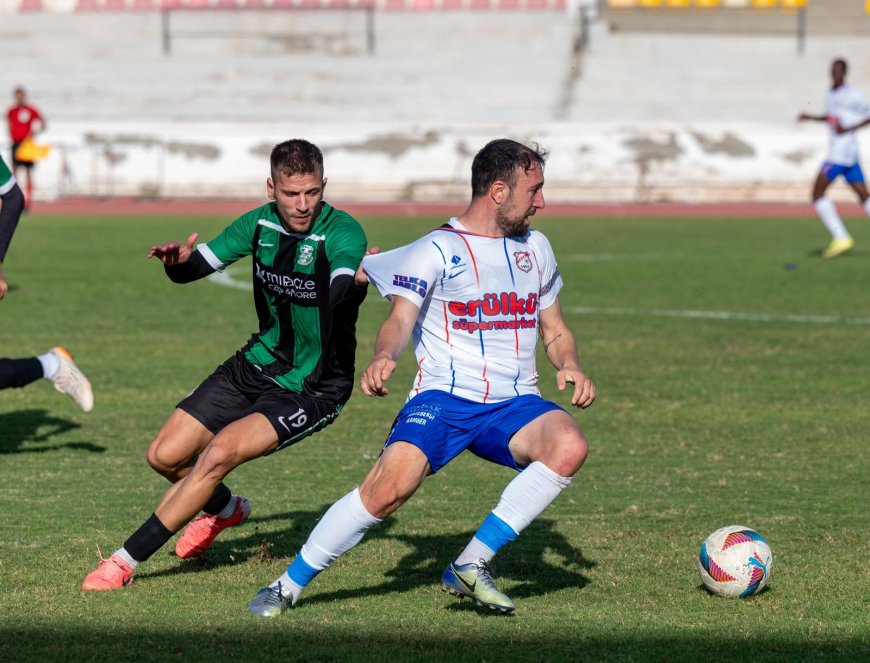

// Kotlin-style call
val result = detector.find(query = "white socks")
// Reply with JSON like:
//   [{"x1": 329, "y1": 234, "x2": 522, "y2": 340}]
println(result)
[
  {"x1": 215, "y1": 496, "x2": 238, "y2": 520},
  {"x1": 113, "y1": 548, "x2": 140, "y2": 569},
  {"x1": 454, "y1": 462, "x2": 572, "y2": 567},
  {"x1": 271, "y1": 487, "x2": 382, "y2": 605},
  {"x1": 492, "y1": 461, "x2": 572, "y2": 533},
  {"x1": 814, "y1": 197, "x2": 851, "y2": 241},
  {"x1": 37, "y1": 351, "x2": 59, "y2": 380},
  {"x1": 864, "y1": 197, "x2": 870, "y2": 218},
  {"x1": 298, "y1": 487, "x2": 382, "y2": 571}
]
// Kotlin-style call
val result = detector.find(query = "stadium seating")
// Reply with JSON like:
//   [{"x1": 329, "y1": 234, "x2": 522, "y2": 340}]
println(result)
[
  {"x1": 604, "y1": 0, "x2": 868, "y2": 34},
  {"x1": 1, "y1": 2, "x2": 869, "y2": 202}
]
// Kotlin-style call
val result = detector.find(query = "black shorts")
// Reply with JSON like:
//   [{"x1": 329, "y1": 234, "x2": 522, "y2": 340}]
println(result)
[
  {"x1": 178, "y1": 353, "x2": 344, "y2": 452},
  {"x1": 11, "y1": 142, "x2": 33, "y2": 169}
]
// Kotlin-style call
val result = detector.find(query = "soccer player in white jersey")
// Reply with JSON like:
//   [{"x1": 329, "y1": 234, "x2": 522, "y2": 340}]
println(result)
[
  {"x1": 249, "y1": 138, "x2": 595, "y2": 616},
  {"x1": 798, "y1": 58, "x2": 870, "y2": 259}
]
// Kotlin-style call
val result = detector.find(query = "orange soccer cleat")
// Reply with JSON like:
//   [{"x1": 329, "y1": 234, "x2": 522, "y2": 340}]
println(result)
[
  {"x1": 175, "y1": 496, "x2": 251, "y2": 559},
  {"x1": 82, "y1": 553, "x2": 135, "y2": 591}
]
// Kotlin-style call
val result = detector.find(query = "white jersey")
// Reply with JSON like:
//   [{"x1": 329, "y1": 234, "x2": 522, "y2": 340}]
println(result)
[
  {"x1": 362, "y1": 218, "x2": 563, "y2": 404},
  {"x1": 825, "y1": 84, "x2": 870, "y2": 166}
]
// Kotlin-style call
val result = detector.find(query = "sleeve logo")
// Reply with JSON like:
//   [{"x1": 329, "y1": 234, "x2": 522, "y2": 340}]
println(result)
[
  {"x1": 541, "y1": 268, "x2": 560, "y2": 296},
  {"x1": 393, "y1": 274, "x2": 428, "y2": 298}
]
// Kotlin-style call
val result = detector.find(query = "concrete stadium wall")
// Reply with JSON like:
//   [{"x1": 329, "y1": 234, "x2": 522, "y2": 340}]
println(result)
[
  {"x1": 11, "y1": 120, "x2": 865, "y2": 204},
  {"x1": 2, "y1": 7, "x2": 869, "y2": 203}
]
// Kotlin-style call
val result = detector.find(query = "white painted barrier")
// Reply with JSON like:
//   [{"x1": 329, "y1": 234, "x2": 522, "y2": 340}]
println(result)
[{"x1": 13, "y1": 120, "x2": 865, "y2": 203}]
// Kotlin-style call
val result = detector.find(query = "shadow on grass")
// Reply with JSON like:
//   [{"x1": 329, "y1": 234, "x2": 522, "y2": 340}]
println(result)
[
  {"x1": 0, "y1": 625, "x2": 864, "y2": 663},
  {"x1": 136, "y1": 507, "x2": 592, "y2": 609},
  {"x1": 0, "y1": 408, "x2": 104, "y2": 454}
]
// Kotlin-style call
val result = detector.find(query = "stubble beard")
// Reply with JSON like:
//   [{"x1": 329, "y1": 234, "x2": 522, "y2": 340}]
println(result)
[{"x1": 495, "y1": 208, "x2": 529, "y2": 237}]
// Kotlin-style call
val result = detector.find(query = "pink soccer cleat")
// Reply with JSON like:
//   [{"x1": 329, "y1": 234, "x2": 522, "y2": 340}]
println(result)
[
  {"x1": 82, "y1": 553, "x2": 134, "y2": 591},
  {"x1": 175, "y1": 496, "x2": 251, "y2": 559}
]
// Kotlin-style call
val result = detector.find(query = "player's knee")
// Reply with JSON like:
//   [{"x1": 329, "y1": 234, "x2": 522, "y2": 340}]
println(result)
[
  {"x1": 145, "y1": 437, "x2": 179, "y2": 475},
  {"x1": 550, "y1": 432, "x2": 588, "y2": 477}
]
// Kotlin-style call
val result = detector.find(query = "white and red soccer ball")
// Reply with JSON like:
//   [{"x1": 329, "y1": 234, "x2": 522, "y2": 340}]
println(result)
[{"x1": 698, "y1": 525, "x2": 772, "y2": 598}]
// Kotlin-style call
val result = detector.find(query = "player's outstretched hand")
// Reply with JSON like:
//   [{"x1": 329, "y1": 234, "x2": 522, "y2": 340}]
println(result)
[
  {"x1": 147, "y1": 233, "x2": 199, "y2": 265},
  {"x1": 360, "y1": 354, "x2": 396, "y2": 397},
  {"x1": 0, "y1": 267, "x2": 7, "y2": 301},
  {"x1": 557, "y1": 368, "x2": 596, "y2": 409},
  {"x1": 354, "y1": 247, "x2": 380, "y2": 286}
]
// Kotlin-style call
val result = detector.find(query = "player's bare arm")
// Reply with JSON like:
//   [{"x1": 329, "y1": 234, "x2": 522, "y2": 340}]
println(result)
[
  {"x1": 0, "y1": 264, "x2": 7, "y2": 300},
  {"x1": 539, "y1": 297, "x2": 595, "y2": 409},
  {"x1": 360, "y1": 295, "x2": 419, "y2": 398},
  {"x1": 147, "y1": 232, "x2": 199, "y2": 265},
  {"x1": 797, "y1": 112, "x2": 828, "y2": 122}
]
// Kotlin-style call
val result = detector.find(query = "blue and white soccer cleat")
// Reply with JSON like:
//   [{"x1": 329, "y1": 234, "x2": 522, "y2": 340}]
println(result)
[
  {"x1": 247, "y1": 582, "x2": 294, "y2": 617},
  {"x1": 441, "y1": 559, "x2": 515, "y2": 613}
]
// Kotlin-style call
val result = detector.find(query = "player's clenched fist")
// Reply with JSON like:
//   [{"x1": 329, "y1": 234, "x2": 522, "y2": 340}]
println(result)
[{"x1": 360, "y1": 355, "x2": 396, "y2": 397}]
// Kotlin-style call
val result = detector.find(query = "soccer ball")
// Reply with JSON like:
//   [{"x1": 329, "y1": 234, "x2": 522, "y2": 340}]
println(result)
[{"x1": 697, "y1": 525, "x2": 772, "y2": 598}]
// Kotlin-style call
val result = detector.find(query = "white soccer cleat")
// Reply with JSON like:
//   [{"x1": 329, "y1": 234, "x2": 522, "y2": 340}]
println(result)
[{"x1": 49, "y1": 346, "x2": 94, "y2": 412}]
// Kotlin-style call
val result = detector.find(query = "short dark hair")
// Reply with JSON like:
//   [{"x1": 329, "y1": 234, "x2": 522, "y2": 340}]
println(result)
[
  {"x1": 470, "y1": 139, "x2": 548, "y2": 198},
  {"x1": 270, "y1": 139, "x2": 324, "y2": 180},
  {"x1": 833, "y1": 58, "x2": 848, "y2": 73}
]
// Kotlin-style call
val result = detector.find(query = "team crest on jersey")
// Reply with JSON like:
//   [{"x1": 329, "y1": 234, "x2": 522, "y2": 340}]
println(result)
[
  {"x1": 514, "y1": 251, "x2": 533, "y2": 273},
  {"x1": 297, "y1": 244, "x2": 315, "y2": 266}
]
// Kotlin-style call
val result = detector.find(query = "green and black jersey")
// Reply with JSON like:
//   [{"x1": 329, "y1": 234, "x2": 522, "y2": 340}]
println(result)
[
  {"x1": 0, "y1": 155, "x2": 16, "y2": 195},
  {"x1": 194, "y1": 201, "x2": 367, "y2": 401}
]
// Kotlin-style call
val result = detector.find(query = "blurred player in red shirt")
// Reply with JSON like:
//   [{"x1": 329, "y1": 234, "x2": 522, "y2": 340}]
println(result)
[{"x1": 7, "y1": 87, "x2": 45, "y2": 207}]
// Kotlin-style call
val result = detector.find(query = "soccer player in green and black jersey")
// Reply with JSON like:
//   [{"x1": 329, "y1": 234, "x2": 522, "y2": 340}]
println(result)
[{"x1": 83, "y1": 139, "x2": 369, "y2": 590}]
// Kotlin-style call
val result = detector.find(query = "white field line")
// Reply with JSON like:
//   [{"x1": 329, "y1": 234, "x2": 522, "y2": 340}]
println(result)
[
  {"x1": 566, "y1": 252, "x2": 673, "y2": 262},
  {"x1": 568, "y1": 306, "x2": 870, "y2": 326},
  {"x1": 208, "y1": 271, "x2": 870, "y2": 326},
  {"x1": 207, "y1": 269, "x2": 250, "y2": 291}
]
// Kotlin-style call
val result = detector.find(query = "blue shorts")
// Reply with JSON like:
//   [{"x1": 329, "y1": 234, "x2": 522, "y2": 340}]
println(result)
[
  {"x1": 383, "y1": 390, "x2": 564, "y2": 473},
  {"x1": 821, "y1": 161, "x2": 865, "y2": 184}
]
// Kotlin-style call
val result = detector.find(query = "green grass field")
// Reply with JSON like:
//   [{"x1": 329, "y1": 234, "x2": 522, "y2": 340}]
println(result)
[{"x1": 0, "y1": 212, "x2": 867, "y2": 662}]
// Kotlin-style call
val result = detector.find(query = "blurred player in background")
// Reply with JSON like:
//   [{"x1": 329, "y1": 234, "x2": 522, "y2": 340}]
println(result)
[
  {"x1": 798, "y1": 58, "x2": 870, "y2": 259},
  {"x1": 248, "y1": 138, "x2": 595, "y2": 617},
  {"x1": 0, "y1": 154, "x2": 93, "y2": 410},
  {"x1": 6, "y1": 87, "x2": 45, "y2": 208},
  {"x1": 82, "y1": 139, "x2": 369, "y2": 591}
]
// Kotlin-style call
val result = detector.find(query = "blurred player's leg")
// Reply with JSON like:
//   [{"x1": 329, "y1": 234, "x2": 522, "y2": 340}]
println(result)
[
  {"x1": 815, "y1": 198, "x2": 853, "y2": 258},
  {"x1": 813, "y1": 169, "x2": 853, "y2": 258},
  {"x1": 847, "y1": 178, "x2": 870, "y2": 224}
]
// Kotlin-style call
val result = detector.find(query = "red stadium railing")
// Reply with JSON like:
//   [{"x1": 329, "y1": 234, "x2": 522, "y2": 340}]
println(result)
[{"x1": 10, "y1": 0, "x2": 567, "y2": 11}]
